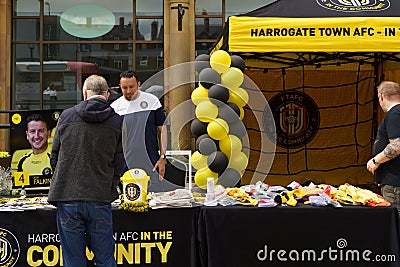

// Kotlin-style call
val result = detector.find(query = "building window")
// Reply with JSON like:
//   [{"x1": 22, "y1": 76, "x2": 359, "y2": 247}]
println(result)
[
  {"x1": 194, "y1": 0, "x2": 278, "y2": 56},
  {"x1": 225, "y1": 0, "x2": 276, "y2": 19},
  {"x1": 195, "y1": 1, "x2": 223, "y2": 57},
  {"x1": 11, "y1": 0, "x2": 163, "y2": 110}
]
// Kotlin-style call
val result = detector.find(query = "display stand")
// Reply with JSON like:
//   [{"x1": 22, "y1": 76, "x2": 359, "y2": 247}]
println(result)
[{"x1": 165, "y1": 150, "x2": 192, "y2": 190}]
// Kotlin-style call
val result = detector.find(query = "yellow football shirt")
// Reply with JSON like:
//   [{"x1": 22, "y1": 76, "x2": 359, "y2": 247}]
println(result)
[{"x1": 19, "y1": 151, "x2": 52, "y2": 176}]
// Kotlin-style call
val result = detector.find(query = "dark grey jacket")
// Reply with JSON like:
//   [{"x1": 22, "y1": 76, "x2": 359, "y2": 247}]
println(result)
[{"x1": 48, "y1": 98, "x2": 125, "y2": 204}]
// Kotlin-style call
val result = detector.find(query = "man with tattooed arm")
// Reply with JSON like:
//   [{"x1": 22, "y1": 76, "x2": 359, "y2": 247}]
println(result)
[{"x1": 367, "y1": 81, "x2": 400, "y2": 215}]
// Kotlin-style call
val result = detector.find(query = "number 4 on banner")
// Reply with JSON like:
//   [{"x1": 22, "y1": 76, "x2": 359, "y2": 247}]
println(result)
[{"x1": 13, "y1": 171, "x2": 30, "y2": 187}]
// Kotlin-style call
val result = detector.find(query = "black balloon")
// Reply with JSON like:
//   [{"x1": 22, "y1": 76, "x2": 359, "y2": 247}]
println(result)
[
  {"x1": 198, "y1": 137, "x2": 218, "y2": 155},
  {"x1": 191, "y1": 118, "x2": 208, "y2": 137},
  {"x1": 230, "y1": 55, "x2": 246, "y2": 72},
  {"x1": 207, "y1": 151, "x2": 229, "y2": 174},
  {"x1": 195, "y1": 54, "x2": 211, "y2": 73},
  {"x1": 195, "y1": 134, "x2": 210, "y2": 150},
  {"x1": 208, "y1": 84, "x2": 229, "y2": 106},
  {"x1": 218, "y1": 102, "x2": 240, "y2": 123},
  {"x1": 218, "y1": 168, "x2": 241, "y2": 187},
  {"x1": 199, "y1": 68, "x2": 221, "y2": 89}
]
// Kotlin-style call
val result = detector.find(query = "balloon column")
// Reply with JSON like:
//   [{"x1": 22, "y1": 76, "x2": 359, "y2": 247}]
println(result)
[{"x1": 192, "y1": 51, "x2": 249, "y2": 189}]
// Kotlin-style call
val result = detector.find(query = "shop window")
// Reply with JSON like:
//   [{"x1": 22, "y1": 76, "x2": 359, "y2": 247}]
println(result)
[
  {"x1": 195, "y1": 1, "x2": 222, "y2": 15},
  {"x1": 12, "y1": 0, "x2": 164, "y2": 110},
  {"x1": 225, "y1": 0, "x2": 277, "y2": 18},
  {"x1": 136, "y1": 19, "x2": 163, "y2": 41},
  {"x1": 195, "y1": 18, "x2": 222, "y2": 40},
  {"x1": 136, "y1": 0, "x2": 163, "y2": 16},
  {"x1": 14, "y1": 0, "x2": 40, "y2": 16}
]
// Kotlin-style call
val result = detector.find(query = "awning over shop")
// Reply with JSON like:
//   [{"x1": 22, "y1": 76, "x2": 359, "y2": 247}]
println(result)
[{"x1": 211, "y1": 0, "x2": 400, "y2": 67}]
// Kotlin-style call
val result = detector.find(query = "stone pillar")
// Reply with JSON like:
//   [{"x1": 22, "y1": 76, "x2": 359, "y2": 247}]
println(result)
[
  {"x1": 0, "y1": 0, "x2": 11, "y2": 151},
  {"x1": 164, "y1": 0, "x2": 195, "y2": 150}
]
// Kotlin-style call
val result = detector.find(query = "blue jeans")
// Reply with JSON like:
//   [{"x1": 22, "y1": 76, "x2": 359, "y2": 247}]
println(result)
[{"x1": 56, "y1": 201, "x2": 116, "y2": 267}]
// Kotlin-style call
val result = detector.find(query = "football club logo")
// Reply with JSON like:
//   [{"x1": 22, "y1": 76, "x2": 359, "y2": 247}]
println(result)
[
  {"x1": 52, "y1": 111, "x2": 61, "y2": 121},
  {"x1": 264, "y1": 91, "x2": 320, "y2": 149},
  {"x1": 42, "y1": 167, "x2": 52, "y2": 177},
  {"x1": 140, "y1": 101, "x2": 148, "y2": 109},
  {"x1": 125, "y1": 183, "x2": 141, "y2": 201},
  {"x1": 317, "y1": 0, "x2": 390, "y2": 12},
  {"x1": 0, "y1": 228, "x2": 20, "y2": 267}
]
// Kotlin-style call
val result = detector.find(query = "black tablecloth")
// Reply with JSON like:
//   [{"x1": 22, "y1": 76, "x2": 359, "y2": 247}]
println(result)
[
  {"x1": 0, "y1": 205, "x2": 398, "y2": 266},
  {"x1": 197, "y1": 205, "x2": 400, "y2": 267}
]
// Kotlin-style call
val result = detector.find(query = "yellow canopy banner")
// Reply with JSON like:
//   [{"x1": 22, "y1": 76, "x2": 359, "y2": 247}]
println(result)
[{"x1": 228, "y1": 16, "x2": 400, "y2": 52}]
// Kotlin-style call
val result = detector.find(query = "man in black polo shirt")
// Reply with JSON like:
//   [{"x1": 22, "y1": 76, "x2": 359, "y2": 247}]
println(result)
[{"x1": 367, "y1": 81, "x2": 400, "y2": 216}]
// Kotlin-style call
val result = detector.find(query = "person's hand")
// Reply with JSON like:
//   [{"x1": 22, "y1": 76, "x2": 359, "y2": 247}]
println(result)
[
  {"x1": 366, "y1": 158, "x2": 379, "y2": 174},
  {"x1": 153, "y1": 157, "x2": 166, "y2": 181}
]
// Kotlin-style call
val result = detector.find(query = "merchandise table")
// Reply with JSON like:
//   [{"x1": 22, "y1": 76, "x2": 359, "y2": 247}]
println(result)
[
  {"x1": 197, "y1": 205, "x2": 400, "y2": 267},
  {"x1": 0, "y1": 205, "x2": 399, "y2": 267}
]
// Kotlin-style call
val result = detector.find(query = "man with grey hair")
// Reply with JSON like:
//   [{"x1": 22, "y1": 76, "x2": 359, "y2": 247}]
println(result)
[
  {"x1": 48, "y1": 74, "x2": 125, "y2": 266},
  {"x1": 367, "y1": 81, "x2": 400, "y2": 215}
]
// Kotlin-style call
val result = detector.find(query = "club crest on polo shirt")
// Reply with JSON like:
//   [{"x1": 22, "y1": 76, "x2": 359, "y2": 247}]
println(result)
[{"x1": 140, "y1": 101, "x2": 149, "y2": 109}]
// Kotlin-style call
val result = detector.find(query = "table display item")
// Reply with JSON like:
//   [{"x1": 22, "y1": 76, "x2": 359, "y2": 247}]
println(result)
[
  {"x1": 119, "y1": 169, "x2": 150, "y2": 212},
  {"x1": 120, "y1": 168, "x2": 149, "y2": 203},
  {"x1": 149, "y1": 189, "x2": 194, "y2": 209}
]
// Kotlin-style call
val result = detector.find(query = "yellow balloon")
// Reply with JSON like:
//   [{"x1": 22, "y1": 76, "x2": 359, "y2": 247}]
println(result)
[
  {"x1": 228, "y1": 87, "x2": 249, "y2": 107},
  {"x1": 192, "y1": 151, "x2": 208, "y2": 170},
  {"x1": 219, "y1": 135, "x2": 242, "y2": 158},
  {"x1": 207, "y1": 118, "x2": 229, "y2": 140},
  {"x1": 194, "y1": 167, "x2": 218, "y2": 189},
  {"x1": 195, "y1": 101, "x2": 218, "y2": 122},
  {"x1": 239, "y1": 106, "x2": 244, "y2": 120},
  {"x1": 210, "y1": 50, "x2": 231, "y2": 74},
  {"x1": 221, "y1": 67, "x2": 244, "y2": 88},
  {"x1": 228, "y1": 151, "x2": 248, "y2": 172},
  {"x1": 191, "y1": 84, "x2": 209, "y2": 106}
]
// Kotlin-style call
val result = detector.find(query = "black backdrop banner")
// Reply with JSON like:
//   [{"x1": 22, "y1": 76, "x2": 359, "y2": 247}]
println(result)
[
  {"x1": 198, "y1": 205, "x2": 400, "y2": 267},
  {"x1": 0, "y1": 208, "x2": 199, "y2": 267}
]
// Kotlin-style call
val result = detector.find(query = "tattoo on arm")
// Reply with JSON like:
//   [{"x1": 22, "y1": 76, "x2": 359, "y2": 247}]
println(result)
[{"x1": 384, "y1": 137, "x2": 400, "y2": 159}]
